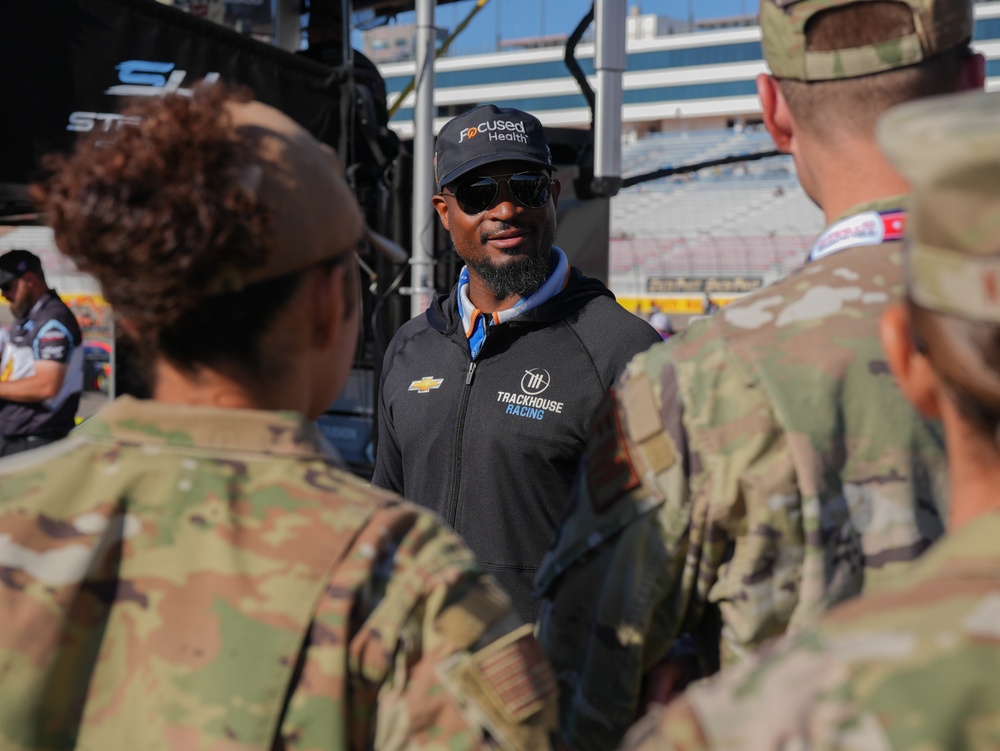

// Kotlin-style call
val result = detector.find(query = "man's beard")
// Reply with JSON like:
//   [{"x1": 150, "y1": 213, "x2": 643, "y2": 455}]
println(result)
[{"x1": 466, "y1": 218, "x2": 556, "y2": 299}]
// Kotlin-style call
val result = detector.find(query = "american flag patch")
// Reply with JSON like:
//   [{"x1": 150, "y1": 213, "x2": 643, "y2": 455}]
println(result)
[{"x1": 474, "y1": 626, "x2": 557, "y2": 722}]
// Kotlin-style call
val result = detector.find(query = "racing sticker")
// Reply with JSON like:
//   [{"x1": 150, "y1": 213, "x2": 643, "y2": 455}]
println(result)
[{"x1": 586, "y1": 389, "x2": 641, "y2": 513}]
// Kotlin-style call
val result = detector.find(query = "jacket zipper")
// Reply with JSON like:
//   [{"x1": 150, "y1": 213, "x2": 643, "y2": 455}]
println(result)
[{"x1": 443, "y1": 359, "x2": 477, "y2": 528}]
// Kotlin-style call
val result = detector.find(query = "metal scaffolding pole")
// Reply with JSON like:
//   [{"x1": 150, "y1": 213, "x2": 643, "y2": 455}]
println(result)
[
  {"x1": 593, "y1": 0, "x2": 626, "y2": 198},
  {"x1": 408, "y1": 0, "x2": 437, "y2": 318},
  {"x1": 273, "y1": 0, "x2": 301, "y2": 51}
]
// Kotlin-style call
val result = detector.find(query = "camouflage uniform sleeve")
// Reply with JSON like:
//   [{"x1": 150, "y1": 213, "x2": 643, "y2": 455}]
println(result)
[
  {"x1": 537, "y1": 318, "x2": 799, "y2": 751},
  {"x1": 617, "y1": 700, "x2": 711, "y2": 751},
  {"x1": 617, "y1": 523, "x2": 1000, "y2": 751},
  {"x1": 282, "y1": 502, "x2": 558, "y2": 750},
  {"x1": 618, "y1": 628, "x2": 892, "y2": 751}
]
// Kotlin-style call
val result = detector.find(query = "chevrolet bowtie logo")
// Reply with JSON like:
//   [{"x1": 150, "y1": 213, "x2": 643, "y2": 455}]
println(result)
[{"x1": 408, "y1": 376, "x2": 444, "y2": 394}]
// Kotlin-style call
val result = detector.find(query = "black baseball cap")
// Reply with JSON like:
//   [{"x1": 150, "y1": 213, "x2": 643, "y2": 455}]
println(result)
[
  {"x1": 434, "y1": 104, "x2": 555, "y2": 188},
  {"x1": 0, "y1": 250, "x2": 43, "y2": 287}
]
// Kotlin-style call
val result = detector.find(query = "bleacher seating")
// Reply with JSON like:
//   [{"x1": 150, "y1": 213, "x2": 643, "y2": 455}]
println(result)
[{"x1": 611, "y1": 127, "x2": 826, "y2": 297}]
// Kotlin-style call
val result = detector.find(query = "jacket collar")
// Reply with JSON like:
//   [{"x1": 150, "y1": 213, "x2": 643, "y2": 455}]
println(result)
[{"x1": 427, "y1": 265, "x2": 615, "y2": 336}]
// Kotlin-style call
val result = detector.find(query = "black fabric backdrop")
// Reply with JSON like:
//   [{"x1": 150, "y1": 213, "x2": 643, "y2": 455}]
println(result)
[{"x1": 0, "y1": 0, "x2": 350, "y2": 189}]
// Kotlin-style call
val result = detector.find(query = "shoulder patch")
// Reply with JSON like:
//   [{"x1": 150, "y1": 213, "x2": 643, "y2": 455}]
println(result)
[
  {"x1": 586, "y1": 388, "x2": 641, "y2": 513},
  {"x1": 623, "y1": 374, "x2": 676, "y2": 475},
  {"x1": 472, "y1": 625, "x2": 557, "y2": 723}
]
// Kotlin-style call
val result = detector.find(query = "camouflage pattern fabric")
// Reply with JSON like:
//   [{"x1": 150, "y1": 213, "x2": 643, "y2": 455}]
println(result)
[
  {"x1": 620, "y1": 512, "x2": 1000, "y2": 751},
  {"x1": 877, "y1": 90, "x2": 1000, "y2": 324},
  {"x1": 536, "y1": 198, "x2": 948, "y2": 751},
  {"x1": 0, "y1": 396, "x2": 557, "y2": 750},
  {"x1": 760, "y1": 0, "x2": 973, "y2": 82}
]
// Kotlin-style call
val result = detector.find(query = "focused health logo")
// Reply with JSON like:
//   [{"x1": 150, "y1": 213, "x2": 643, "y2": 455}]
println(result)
[{"x1": 459, "y1": 119, "x2": 529, "y2": 145}]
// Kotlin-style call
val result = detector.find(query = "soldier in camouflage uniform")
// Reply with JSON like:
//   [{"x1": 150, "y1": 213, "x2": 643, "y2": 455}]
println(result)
[
  {"x1": 620, "y1": 87, "x2": 1000, "y2": 751},
  {"x1": 536, "y1": 2, "x2": 985, "y2": 749},
  {"x1": 0, "y1": 86, "x2": 557, "y2": 750}
]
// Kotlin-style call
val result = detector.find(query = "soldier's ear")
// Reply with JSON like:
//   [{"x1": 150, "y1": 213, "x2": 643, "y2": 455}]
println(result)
[
  {"x1": 757, "y1": 74, "x2": 794, "y2": 154},
  {"x1": 880, "y1": 303, "x2": 942, "y2": 419}
]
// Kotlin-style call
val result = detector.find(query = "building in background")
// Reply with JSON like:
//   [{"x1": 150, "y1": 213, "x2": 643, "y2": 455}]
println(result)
[
  {"x1": 375, "y1": 1, "x2": 1000, "y2": 316},
  {"x1": 18, "y1": 2, "x2": 1000, "y2": 320},
  {"x1": 362, "y1": 22, "x2": 447, "y2": 64},
  {"x1": 627, "y1": 6, "x2": 691, "y2": 40},
  {"x1": 380, "y1": 2, "x2": 1000, "y2": 136}
]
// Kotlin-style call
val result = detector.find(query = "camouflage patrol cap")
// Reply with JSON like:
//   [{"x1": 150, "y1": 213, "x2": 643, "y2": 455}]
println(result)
[
  {"x1": 212, "y1": 100, "x2": 405, "y2": 294},
  {"x1": 877, "y1": 91, "x2": 1000, "y2": 322},
  {"x1": 760, "y1": 0, "x2": 973, "y2": 81}
]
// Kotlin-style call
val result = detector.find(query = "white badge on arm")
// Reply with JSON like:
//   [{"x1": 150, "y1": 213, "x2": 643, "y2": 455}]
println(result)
[
  {"x1": 0, "y1": 328, "x2": 36, "y2": 383},
  {"x1": 809, "y1": 210, "x2": 907, "y2": 262}
]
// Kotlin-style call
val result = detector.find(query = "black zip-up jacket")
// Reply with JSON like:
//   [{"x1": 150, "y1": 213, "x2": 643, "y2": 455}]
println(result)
[{"x1": 373, "y1": 269, "x2": 661, "y2": 621}]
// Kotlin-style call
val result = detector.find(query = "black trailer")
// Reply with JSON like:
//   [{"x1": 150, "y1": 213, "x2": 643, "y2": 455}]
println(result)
[
  {"x1": 0, "y1": 0, "x2": 621, "y2": 478},
  {"x1": 0, "y1": 0, "x2": 416, "y2": 475}
]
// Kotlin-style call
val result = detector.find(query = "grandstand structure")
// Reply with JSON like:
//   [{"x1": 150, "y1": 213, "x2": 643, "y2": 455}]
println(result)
[
  {"x1": 379, "y1": 1, "x2": 1000, "y2": 312},
  {"x1": 610, "y1": 128, "x2": 821, "y2": 309}
]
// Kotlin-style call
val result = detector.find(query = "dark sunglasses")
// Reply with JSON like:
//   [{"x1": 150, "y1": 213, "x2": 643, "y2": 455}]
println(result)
[{"x1": 442, "y1": 172, "x2": 554, "y2": 214}]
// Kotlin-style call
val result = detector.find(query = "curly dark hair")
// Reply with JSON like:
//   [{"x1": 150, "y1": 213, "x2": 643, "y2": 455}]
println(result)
[
  {"x1": 33, "y1": 84, "x2": 283, "y2": 350},
  {"x1": 31, "y1": 84, "x2": 330, "y2": 382}
]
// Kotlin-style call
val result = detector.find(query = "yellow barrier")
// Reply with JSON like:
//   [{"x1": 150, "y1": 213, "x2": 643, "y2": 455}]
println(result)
[{"x1": 617, "y1": 296, "x2": 738, "y2": 315}]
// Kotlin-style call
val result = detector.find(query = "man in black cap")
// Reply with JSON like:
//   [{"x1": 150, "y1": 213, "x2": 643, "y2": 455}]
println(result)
[
  {"x1": 0, "y1": 249, "x2": 83, "y2": 455},
  {"x1": 373, "y1": 104, "x2": 660, "y2": 621}
]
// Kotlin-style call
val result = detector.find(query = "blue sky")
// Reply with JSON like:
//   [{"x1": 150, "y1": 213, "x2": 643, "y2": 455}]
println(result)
[{"x1": 357, "y1": 1, "x2": 756, "y2": 56}]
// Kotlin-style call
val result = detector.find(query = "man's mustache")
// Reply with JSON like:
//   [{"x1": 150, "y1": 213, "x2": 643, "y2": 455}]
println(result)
[{"x1": 481, "y1": 222, "x2": 528, "y2": 244}]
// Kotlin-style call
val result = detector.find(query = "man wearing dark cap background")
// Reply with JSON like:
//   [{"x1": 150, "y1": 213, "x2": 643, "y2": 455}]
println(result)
[
  {"x1": 0, "y1": 248, "x2": 82, "y2": 455},
  {"x1": 373, "y1": 104, "x2": 660, "y2": 622}
]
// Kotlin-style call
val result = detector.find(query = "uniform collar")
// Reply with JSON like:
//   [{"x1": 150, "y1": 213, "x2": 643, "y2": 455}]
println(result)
[
  {"x1": 76, "y1": 396, "x2": 339, "y2": 461},
  {"x1": 809, "y1": 195, "x2": 910, "y2": 263},
  {"x1": 829, "y1": 194, "x2": 910, "y2": 224},
  {"x1": 861, "y1": 512, "x2": 1000, "y2": 598}
]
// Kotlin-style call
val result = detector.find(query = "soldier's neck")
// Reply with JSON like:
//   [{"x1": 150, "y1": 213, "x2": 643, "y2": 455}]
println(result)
[
  {"x1": 812, "y1": 139, "x2": 911, "y2": 225},
  {"x1": 152, "y1": 359, "x2": 301, "y2": 414},
  {"x1": 941, "y1": 400, "x2": 1000, "y2": 531}
]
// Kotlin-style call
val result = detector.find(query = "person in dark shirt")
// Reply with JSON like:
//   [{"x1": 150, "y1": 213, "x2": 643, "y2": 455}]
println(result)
[
  {"x1": 0, "y1": 249, "x2": 83, "y2": 455},
  {"x1": 372, "y1": 104, "x2": 660, "y2": 621}
]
